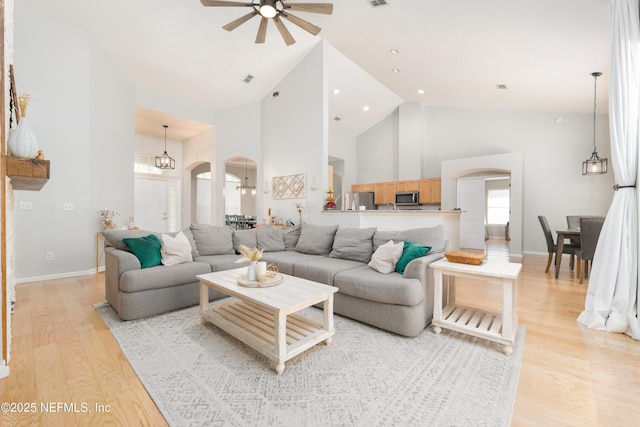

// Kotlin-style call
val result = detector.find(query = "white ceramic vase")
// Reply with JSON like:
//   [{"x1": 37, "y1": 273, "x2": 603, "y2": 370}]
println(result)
[
  {"x1": 8, "y1": 116, "x2": 38, "y2": 158},
  {"x1": 247, "y1": 261, "x2": 257, "y2": 281}
]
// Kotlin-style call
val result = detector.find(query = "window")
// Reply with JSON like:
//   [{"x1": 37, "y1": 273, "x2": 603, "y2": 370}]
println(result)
[
  {"x1": 225, "y1": 173, "x2": 241, "y2": 215},
  {"x1": 134, "y1": 153, "x2": 179, "y2": 177},
  {"x1": 487, "y1": 189, "x2": 510, "y2": 225}
]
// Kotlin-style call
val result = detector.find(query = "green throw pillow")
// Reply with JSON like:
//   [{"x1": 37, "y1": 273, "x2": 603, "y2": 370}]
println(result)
[
  {"x1": 123, "y1": 234, "x2": 162, "y2": 268},
  {"x1": 395, "y1": 240, "x2": 431, "y2": 274}
]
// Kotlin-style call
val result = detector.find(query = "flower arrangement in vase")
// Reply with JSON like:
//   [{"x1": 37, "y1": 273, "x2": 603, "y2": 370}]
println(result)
[
  {"x1": 97, "y1": 209, "x2": 119, "y2": 230},
  {"x1": 324, "y1": 189, "x2": 336, "y2": 210},
  {"x1": 8, "y1": 93, "x2": 39, "y2": 158},
  {"x1": 235, "y1": 245, "x2": 263, "y2": 281}
]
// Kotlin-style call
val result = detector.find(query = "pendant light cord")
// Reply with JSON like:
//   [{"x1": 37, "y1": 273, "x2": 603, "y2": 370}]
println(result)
[{"x1": 592, "y1": 73, "x2": 598, "y2": 152}]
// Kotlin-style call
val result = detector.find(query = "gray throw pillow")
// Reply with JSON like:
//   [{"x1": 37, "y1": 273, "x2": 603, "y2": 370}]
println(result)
[
  {"x1": 283, "y1": 226, "x2": 302, "y2": 251},
  {"x1": 373, "y1": 225, "x2": 445, "y2": 253},
  {"x1": 257, "y1": 227, "x2": 285, "y2": 252},
  {"x1": 330, "y1": 227, "x2": 376, "y2": 263},
  {"x1": 102, "y1": 229, "x2": 158, "y2": 251},
  {"x1": 190, "y1": 224, "x2": 235, "y2": 255},
  {"x1": 233, "y1": 229, "x2": 258, "y2": 253},
  {"x1": 295, "y1": 224, "x2": 339, "y2": 255}
]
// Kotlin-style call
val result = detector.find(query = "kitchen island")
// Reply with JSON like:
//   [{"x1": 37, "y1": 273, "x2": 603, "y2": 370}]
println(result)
[{"x1": 316, "y1": 209, "x2": 461, "y2": 251}]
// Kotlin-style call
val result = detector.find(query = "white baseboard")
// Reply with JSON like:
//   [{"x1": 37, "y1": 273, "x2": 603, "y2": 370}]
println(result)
[{"x1": 16, "y1": 267, "x2": 102, "y2": 285}]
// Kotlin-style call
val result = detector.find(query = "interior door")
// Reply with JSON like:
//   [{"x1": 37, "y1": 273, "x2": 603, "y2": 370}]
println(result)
[
  {"x1": 135, "y1": 178, "x2": 168, "y2": 232},
  {"x1": 457, "y1": 178, "x2": 486, "y2": 250}
]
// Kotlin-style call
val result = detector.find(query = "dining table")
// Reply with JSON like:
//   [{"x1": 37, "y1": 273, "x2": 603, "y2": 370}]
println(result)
[{"x1": 555, "y1": 228, "x2": 581, "y2": 279}]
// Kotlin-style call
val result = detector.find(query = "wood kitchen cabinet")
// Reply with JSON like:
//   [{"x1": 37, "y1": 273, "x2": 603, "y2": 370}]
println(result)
[
  {"x1": 351, "y1": 184, "x2": 363, "y2": 193},
  {"x1": 361, "y1": 183, "x2": 375, "y2": 192},
  {"x1": 419, "y1": 178, "x2": 442, "y2": 204},
  {"x1": 396, "y1": 180, "x2": 419, "y2": 192},
  {"x1": 374, "y1": 182, "x2": 397, "y2": 205},
  {"x1": 430, "y1": 178, "x2": 441, "y2": 203}
]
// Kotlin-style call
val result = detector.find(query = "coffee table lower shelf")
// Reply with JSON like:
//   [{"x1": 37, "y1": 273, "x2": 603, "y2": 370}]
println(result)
[
  {"x1": 432, "y1": 304, "x2": 517, "y2": 350},
  {"x1": 201, "y1": 298, "x2": 334, "y2": 373}
]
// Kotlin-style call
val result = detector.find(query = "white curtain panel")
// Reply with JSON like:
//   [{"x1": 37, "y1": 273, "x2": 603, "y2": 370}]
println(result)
[{"x1": 577, "y1": 0, "x2": 640, "y2": 340}]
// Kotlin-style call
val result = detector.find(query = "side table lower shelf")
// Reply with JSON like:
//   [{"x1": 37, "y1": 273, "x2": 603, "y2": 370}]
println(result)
[{"x1": 432, "y1": 304, "x2": 518, "y2": 349}]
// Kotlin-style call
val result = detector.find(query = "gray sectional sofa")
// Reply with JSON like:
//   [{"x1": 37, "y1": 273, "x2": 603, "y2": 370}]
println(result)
[{"x1": 103, "y1": 223, "x2": 447, "y2": 337}]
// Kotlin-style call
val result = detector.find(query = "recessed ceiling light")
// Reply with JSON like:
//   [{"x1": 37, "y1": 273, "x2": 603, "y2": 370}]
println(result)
[
  {"x1": 554, "y1": 116, "x2": 564, "y2": 123},
  {"x1": 392, "y1": 68, "x2": 400, "y2": 73},
  {"x1": 363, "y1": 106, "x2": 370, "y2": 112},
  {"x1": 390, "y1": 48, "x2": 400, "y2": 54},
  {"x1": 496, "y1": 84, "x2": 508, "y2": 90},
  {"x1": 333, "y1": 89, "x2": 340, "y2": 95},
  {"x1": 417, "y1": 89, "x2": 425, "y2": 95}
]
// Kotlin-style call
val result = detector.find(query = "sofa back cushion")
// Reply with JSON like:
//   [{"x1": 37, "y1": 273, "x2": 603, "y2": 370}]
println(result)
[
  {"x1": 283, "y1": 226, "x2": 302, "y2": 250},
  {"x1": 190, "y1": 224, "x2": 235, "y2": 255},
  {"x1": 103, "y1": 229, "x2": 159, "y2": 251},
  {"x1": 329, "y1": 227, "x2": 376, "y2": 263},
  {"x1": 257, "y1": 227, "x2": 286, "y2": 252},
  {"x1": 373, "y1": 225, "x2": 445, "y2": 253},
  {"x1": 233, "y1": 229, "x2": 258, "y2": 253},
  {"x1": 295, "y1": 224, "x2": 338, "y2": 255}
]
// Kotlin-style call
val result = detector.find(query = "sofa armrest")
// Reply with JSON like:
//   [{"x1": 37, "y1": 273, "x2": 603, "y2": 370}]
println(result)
[
  {"x1": 104, "y1": 247, "x2": 141, "y2": 311},
  {"x1": 403, "y1": 252, "x2": 445, "y2": 283}
]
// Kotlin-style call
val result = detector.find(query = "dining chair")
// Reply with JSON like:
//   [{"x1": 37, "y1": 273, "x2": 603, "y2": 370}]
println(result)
[
  {"x1": 576, "y1": 217, "x2": 605, "y2": 284},
  {"x1": 538, "y1": 215, "x2": 580, "y2": 274}
]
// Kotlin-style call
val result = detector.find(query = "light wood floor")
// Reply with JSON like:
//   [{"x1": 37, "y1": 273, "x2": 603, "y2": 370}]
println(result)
[{"x1": 1, "y1": 252, "x2": 639, "y2": 426}]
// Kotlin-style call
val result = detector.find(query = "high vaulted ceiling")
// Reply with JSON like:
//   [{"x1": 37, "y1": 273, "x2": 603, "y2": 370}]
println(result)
[{"x1": 23, "y1": 0, "x2": 610, "y2": 138}]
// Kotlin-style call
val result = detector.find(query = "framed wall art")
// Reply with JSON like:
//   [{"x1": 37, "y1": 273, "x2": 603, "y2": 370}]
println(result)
[{"x1": 272, "y1": 173, "x2": 305, "y2": 199}]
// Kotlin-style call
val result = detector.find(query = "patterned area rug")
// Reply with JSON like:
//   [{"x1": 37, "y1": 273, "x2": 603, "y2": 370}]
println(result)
[{"x1": 96, "y1": 304, "x2": 525, "y2": 426}]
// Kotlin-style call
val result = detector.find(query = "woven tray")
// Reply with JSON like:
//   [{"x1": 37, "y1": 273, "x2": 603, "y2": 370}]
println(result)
[{"x1": 444, "y1": 251, "x2": 486, "y2": 265}]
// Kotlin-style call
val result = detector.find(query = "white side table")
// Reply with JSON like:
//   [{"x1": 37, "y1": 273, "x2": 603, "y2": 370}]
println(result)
[{"x1": 431, "y1": 258, "x2": 522, "y2": 355}]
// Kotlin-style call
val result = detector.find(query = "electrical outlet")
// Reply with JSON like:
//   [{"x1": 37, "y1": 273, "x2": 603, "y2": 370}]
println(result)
[
  {"x1": 46, "y1": 252, "x2": 54, "y2": 261},
  {"x1": 20, "y1": 201, "x2": 32, "y2": 210},
  {"x1": 63, "y1": 203, "x2": 74, "y2": 211}
]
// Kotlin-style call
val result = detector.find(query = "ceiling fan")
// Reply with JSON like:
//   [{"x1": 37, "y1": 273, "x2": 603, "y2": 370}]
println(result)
[{"x1": 201, "y1": 0, "x2": 333, "y2": 46}]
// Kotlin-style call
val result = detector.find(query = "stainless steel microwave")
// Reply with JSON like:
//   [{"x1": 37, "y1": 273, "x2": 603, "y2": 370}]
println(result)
[{"x1": 395, "y1": 192, "x2": 419, "y2": 206}]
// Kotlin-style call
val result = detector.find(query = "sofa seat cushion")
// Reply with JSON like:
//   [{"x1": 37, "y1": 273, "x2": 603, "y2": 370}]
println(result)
[
  {"x1": 120, "y1": 262, "x2": 212, "y2": 293},
  {"x1": 293, "y1": 257, "x2": 365, "y2": 286},
  {"x1": 196, "y1": 254, "x2": 248, "y2": 272},
  {"x1": 333, "y1": 266, "x2": 424, "y2": 306},
  {"x1": 259, "y1": 251, "x2": 324, "y2": 275}
]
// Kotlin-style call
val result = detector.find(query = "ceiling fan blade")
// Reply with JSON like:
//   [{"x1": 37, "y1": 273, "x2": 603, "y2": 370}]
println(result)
[
  {"x1": 273, "y1": 16, "x2": 296, "y2": 45},
  {"x1": 281, "y1": 12, "x2": 321, "y2": 36},
  {"x1": 284, "y1": 3, "x2": 333, "y2": 15},
  {"x1": 223, "y1": 11, "x2": 259, "y2": 31},
  {"x1": 255, "y1": 17, "x2": 269, "y2": 44},
  {"x1": 201, "y1": 0, "x2": 254, "y2": 7}
]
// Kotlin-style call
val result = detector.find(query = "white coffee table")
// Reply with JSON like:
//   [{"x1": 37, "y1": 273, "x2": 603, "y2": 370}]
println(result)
[
  {"x1": 197, "y1": 267, "x2": 338, "y2": 374},
  {"x1": 431, "y1": 258, "x2": 522, "y2": 355}
]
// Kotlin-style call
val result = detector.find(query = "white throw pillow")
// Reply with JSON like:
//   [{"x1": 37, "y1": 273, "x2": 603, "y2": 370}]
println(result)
[
  {"x1": 368, "y1": 240, "x2": 404, "y2": 274},
  {"x1": 161, "y1": 231, "x2": 194, "y2": 266}
]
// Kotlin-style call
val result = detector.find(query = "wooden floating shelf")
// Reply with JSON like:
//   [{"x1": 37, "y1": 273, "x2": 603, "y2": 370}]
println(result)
[{"x1": 6, "y1": 157, "x2": 50, "y2": 191}]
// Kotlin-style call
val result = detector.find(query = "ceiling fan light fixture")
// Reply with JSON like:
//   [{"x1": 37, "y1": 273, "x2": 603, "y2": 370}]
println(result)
[{"x1": 259, "y1": 0, "x2": 278, "y2": 18}]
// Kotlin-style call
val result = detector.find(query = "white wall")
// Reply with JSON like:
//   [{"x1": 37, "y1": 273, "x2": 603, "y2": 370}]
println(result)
[
  {"x1": 13, "y1": 4, "x2": 135, "y2": 280},
  {"x1": 356, "y1": 111, "x2": 399, "y2": 183},
  {"x1": 214, "y1": 103, "x2": 261, "y2": 225},
  {"x1": 356, "y1": 104, "x2": 615, "y2": 253},
  {"x1": 262, "y1": 43, "x2": 327, "y2": 225},
  {"x1": 328, "y1": 128, "x2": 357, "y2": 197}
]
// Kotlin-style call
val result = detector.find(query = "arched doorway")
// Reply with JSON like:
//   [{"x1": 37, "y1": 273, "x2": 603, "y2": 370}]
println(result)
[
  {"x1": 441, "y1": 153, "x2": 523, "y2": 258},
  {"x1": 224, "y1": 157, "x2": 257, "y2": 229}
]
